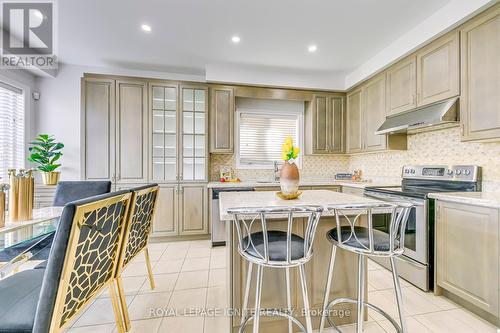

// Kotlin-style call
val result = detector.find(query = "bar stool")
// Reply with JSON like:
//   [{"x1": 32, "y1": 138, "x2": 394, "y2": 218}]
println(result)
[
  {"x1": 227, "y1": 205, "x2": 324, "y2": 333},
  {"x1": 319, "y1": 203, "x2": 413, "y2": 333}
]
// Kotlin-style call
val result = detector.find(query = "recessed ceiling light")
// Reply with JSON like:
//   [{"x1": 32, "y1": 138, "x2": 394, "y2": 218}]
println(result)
[
  {"x1": 141, "y1": 24, "x2": 152, "y2": 32},
  {"x1": 231, "y1": 35, "x2": 241, "y2": 44},
  {"x1": 308, "y1": 45, "x2": 317, "y2": 53}
]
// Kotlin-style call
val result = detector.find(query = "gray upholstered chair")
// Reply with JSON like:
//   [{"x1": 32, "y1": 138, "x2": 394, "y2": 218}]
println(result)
[
  {"x1": 114, "y1": 184, "x2": 160, "y2": 331},
  {"x1": 52, "y1": 181, "x2": 112, "y2": 206},
  {"x1": 0, "y1": 190, "x2": 133, "y2": 333}
]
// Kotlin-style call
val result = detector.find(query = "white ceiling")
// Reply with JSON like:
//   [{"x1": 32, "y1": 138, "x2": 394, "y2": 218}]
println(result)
[{"x1": 58, "y1": 0, "x2": 490, "y2": 89}]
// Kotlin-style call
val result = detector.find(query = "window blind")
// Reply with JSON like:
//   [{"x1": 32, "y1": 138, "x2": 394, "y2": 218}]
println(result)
[
  {"x1": 0, "y1": 82, "x2": 24, "y2": 182},
  {"x1": 238, "y1": 112, "x2": 300, "y2": 166}
]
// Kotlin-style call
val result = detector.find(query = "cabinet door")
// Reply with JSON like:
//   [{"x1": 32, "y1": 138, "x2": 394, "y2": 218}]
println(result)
[
  {"x1": 116, "y1": 79, "x2": 148, "y2": 183},
  {"x1": 329, "y1": 96, "x2": 345, "y2": 153},
  {"x1": 460, "y1": 5, "x2": 500, "y2": 141},
  {"x1": 346, "y1": 89, "x2": 363, "y2": 153},
  {"x1": 180, "y1": 86, "x2": 208, "y2": 182},
  {"x1": 436, "y1": 201, "x2": 499, "y2": 315},
  {"x1": 312, "y1": 95, "x2": 330, "y2": 154},
  {"x1": 179, "y1": 185, "x2": 208, "y2": 235},
  {"x1": 209, "y1": 86, "x2": 234, "y2": 153},
  {"x1": 416, "y1": 31, "x2": 459, "y2": 107},
  {"x1": 386, "y1": 57, "x2": 417, "y2": 116},
  {"x1": 363, "y1": 74, "x2": 387, "y2": 151},
  {"x1": 152, "y1": 185, "x2": 178, "y2": 237},
  {"x1": 82, "y1": 77, "x2": 115, "y2": 181},
  {"x1": 150, "y1": 83, "x2": 179, "y2": 183}
]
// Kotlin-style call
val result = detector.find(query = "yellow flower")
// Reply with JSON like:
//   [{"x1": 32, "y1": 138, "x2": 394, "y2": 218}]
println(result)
[
  {"x1": 281, "y1": 152, "x2": 288, "y2": 160},
  {"x1": 292, "y1": 147, "x2": 300, "y2": 159},
  {"x1": 284, "y1": 136, "x2": 293, "y2": 146},
  {"x1": 282, "y1": 143, "x2": 291, "y2": 154}
]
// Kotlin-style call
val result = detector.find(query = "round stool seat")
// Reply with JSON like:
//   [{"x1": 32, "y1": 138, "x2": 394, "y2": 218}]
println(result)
[
  {"x1": 242, "y1": 231, "x2": 305, "y2": 261},
  {"x1": 327, "y1": 226, "x2": 400, "y2": 252}
]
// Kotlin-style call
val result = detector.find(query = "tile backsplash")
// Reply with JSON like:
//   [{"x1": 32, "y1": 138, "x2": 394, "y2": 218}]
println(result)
[
  {"x1": 349, "y1": 126, "x2": 500, "y2": 191},
  {"x1": 210, "y1": 126, "x2": 500, "y2": 191}
]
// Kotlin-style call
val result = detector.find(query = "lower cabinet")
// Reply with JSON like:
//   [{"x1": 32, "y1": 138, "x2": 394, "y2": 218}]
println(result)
[
  {"x1": 133, "y1": 183, "x2": 208, "y2": 238},
  {"x1": 436, "y1": 200, "x2": 499, "y2": 318}
]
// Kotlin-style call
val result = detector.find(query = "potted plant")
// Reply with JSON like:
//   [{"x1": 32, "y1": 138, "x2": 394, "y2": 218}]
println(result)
[
  {"x1": 280, "y1": 136, "x2": 300, "y2": 195},
  {"x1": 28, "y1": 134, "x2": 64, "y2": 185}
]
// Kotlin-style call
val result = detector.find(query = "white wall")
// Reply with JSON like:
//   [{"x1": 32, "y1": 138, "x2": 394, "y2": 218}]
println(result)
[{"x1": 35, "y1": 63, "x2": 205, "y2": 180}]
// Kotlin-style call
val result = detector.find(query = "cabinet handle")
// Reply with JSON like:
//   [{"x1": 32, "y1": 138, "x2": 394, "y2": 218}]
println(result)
[
  {"x1": 117, "y1": 173, "x2": 121, "y2": 181},
  {"x1": 111, "y1": 174, "x2": 115, "y2": 182}
]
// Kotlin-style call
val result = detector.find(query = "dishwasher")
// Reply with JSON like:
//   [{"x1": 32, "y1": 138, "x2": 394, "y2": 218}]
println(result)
[{"x1": 211, "y1": 187, "x2": 254, "y2": 246}]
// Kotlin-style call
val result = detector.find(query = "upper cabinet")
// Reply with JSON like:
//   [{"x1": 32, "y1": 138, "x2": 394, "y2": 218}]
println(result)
[
  {"x1": 460, "y1": 4, "x2": 500, "y2": 142},
  {"x1": 115, "y1": 79, "x2": 148, "y2": 183},
  {"x1": 82, "y1": 76, "x2": 148, "y2": 183},
  {"x1": 386, "y1": 57, "x2": 417, "y2": 116},
  {"x1": 363, "y1": 74, "x2": 387, "y2": 151},
  {"x1": 305, "y1": 94, "x2": 345, "y2": 154},
  {"x1": 416, "y1": 31, "x2": 459, "y2": 106},
  {"x1": 346, "y1": 89, "x2": 363, "y2": 153},
  {"x1": 209, "y1": 86, "x2": 234, "y2": 153}
]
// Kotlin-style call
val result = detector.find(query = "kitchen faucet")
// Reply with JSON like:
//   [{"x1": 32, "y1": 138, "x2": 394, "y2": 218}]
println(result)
[{"x1": 273, "y1": 161, "x2": 280, "y2": 182}]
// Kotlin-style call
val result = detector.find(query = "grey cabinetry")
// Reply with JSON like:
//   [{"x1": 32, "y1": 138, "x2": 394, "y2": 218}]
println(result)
[
  {"x1": 82, "y1": 77, "x2": 115, "y2": 181},
  {"x1": 386, "y1": 56, "x2": 417, "y2": 116},
  {"x1": 346, "y1": 89, "x2": 363, "y2": 153},
  {"x1": 436, "y1": 201, "x2": 499, "y2": 318},
  {"x1": 416, "y1": 31, "x2": 459, "y2": 107},
  {"x1": 305, "y1": 94, "x2": 345, "y2": 155},
  {"x1": 209, "y1": 86, "x2": 234, "y2": 153},
  {"x1": 152, "y1": 184, "x2": 178, "y2": 237},
  {"x1": 460, "y1": 4, "x2": 500, "y2": 141},
  {"x1": 363, "y1": 74, "x2": 387, "y2": 151},
  {"x1": 179, "y1": 184, "x2": 208, "y2": 235},
  {"x1": 82, "y1": 77, "x2": 147, "y2": 183},
  {"x1": 115, "y1": 79, "x2": 148, "y2": 183}
]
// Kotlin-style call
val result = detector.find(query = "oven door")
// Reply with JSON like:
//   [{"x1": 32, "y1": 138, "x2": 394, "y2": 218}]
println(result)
[{"x1": 364, "y1": 191, "x2": 428, "y2": 264}]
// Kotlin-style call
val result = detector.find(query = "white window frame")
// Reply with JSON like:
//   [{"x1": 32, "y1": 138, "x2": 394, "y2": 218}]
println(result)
[{"x1": 235, "y1": 107, "x2": 304, "y2": 169}]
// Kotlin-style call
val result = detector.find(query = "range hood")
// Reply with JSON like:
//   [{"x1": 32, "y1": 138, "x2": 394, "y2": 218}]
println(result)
[{"x1": 376, "y1": 97, "x2": 459, "y2": 135}]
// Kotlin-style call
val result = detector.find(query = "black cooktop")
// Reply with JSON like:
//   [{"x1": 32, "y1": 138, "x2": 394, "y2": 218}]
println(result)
[{"x1": 365, "y1": 179, "x2": 481, "y2": 199}]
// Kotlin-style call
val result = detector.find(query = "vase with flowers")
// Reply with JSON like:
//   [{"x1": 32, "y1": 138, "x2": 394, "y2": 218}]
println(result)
[{"x1": 280, "y1": 136, "x2": 300, "y2": 195}]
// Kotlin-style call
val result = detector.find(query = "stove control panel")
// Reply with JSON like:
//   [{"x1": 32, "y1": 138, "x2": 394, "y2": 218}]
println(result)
[{"x1": 402, "y1": 165, "x2": 480, "y2": 182}]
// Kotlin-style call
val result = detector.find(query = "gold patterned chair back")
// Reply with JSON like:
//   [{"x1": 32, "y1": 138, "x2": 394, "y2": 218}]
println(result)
[
  {"x1": 35, "y1": 190, "x2": 132, "y2": 333},
  {"x1": 118, "y1": 185, "x2": 159, "y2": 272}
]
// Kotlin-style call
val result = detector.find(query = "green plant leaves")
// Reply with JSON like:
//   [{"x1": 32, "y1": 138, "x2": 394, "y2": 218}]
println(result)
[{"x1": 28, "y1": 134, "x2": 64, "y2": 172}]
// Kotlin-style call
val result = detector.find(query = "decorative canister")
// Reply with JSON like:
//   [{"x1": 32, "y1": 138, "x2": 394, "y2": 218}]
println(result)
[
  {"x1": 0, "y1": 183, "x2": 8, "y2": 228},
  {"x1": 280, "y1": 136, "x2": 301, "y2": 195},
  {"x1": 280, "y1": 160, "x2": 300, "y2": 195},
  {"x1": 8, "y1": 169, "x2": 34, "y2": 221}
]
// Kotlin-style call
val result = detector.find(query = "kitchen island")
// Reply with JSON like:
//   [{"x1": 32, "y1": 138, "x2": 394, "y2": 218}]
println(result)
[{"x1": 219, "y1": 190, "x2": 384, "y2": 333}]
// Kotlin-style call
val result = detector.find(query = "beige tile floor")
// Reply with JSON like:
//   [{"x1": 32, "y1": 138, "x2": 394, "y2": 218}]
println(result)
[{"x1": 61, "y1": 240, "x2": 499, "y2": 333}]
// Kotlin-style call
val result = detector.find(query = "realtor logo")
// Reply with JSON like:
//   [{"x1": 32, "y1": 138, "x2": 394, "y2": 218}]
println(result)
[{"x1": 1, "y1": 1, "x2": 57, "y2": 69}]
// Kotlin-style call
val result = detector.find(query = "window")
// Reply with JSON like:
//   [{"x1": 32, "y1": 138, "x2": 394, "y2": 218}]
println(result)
[
  {"x1": 236, "y1": 108, "x2": 303, "y2": 169},
  {"x1": 0, "y1": 81, "x2": 24, "y2": 182}
]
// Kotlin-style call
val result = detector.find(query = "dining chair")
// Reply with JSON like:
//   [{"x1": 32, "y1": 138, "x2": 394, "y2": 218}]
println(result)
[
  {"x1": 0, "y1": 190, "x2": 133, "y2": 333},
  {"x1": 52, "y1": 180, "x2": 112, "y2": 206},
  {"x1": 114, "y1": 184, "x2": 160, "y2": 331}
]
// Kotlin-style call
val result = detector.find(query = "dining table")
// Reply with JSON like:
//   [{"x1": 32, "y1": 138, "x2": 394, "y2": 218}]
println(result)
[{"x1": 0, "y1": 206, "x2": 63, "y2": 278}]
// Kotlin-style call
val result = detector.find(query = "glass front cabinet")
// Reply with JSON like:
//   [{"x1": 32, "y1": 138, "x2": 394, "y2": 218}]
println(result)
[{"x1": 149, "y1": 83, "x2": 208, "y2": 237}]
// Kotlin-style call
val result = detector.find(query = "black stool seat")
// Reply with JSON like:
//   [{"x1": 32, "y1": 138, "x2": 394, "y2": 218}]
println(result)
[
  {"x1": 242, "y1": 231, "x2": 305, "y2": 261},
  {"x1": 0, "y1": 269, "x2": 45, "y2": 333},
  {"x1": 327, "y1": 226, "x2": 399, "y2": 252}
]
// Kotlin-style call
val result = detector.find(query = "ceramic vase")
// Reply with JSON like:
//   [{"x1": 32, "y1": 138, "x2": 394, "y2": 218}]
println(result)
[{"x1": 280, "y1": 161, "x2": 299, "y2": 195}]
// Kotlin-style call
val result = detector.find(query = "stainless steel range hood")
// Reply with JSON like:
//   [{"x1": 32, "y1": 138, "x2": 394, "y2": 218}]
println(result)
[{"x1": 376, "y1": 97, "x2": 459, "y2": 135}]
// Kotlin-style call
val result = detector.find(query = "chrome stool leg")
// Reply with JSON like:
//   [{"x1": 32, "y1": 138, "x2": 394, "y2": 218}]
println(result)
[
  {"x1": 299, "y1": 264, "x2": 313, "y2": 333},
  {"x1": 356, "y1": 254, "x2": 366, "y2": 333},
  {"x1": 285, "y1": 267, "x2": 293, "y2": 333},
  {"x1": 319, "y1": 245, "x2": 337, "y2": 333},
  {"x1": 390, "y1": 257, "x2": 408, "y2": 333},
  {"x1": 241, "y1": 262, "x2": 253, "y2": 327},
  {"x1": 253, "y1": 265, "x2": 264, "y2": 333}
]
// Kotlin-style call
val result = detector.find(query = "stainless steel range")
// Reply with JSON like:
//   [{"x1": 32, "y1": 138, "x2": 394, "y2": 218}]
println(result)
[{"x1": 364, "y1": 165, "x2": 481, "y2": 291}]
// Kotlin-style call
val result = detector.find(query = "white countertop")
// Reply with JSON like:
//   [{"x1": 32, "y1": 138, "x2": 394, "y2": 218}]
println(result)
[
  {"x1": 208, "y1": 179, "x2": 398, "y2": 189},
  {"x1": 1, "y1": 206, "x2": 63, "y2": 234},
  {"x1": 219, "y1": 189, "x2": 382, "y2": 220},
  {"x1": 428, "y1": 192, "x2": 500, "y2": 209}
]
